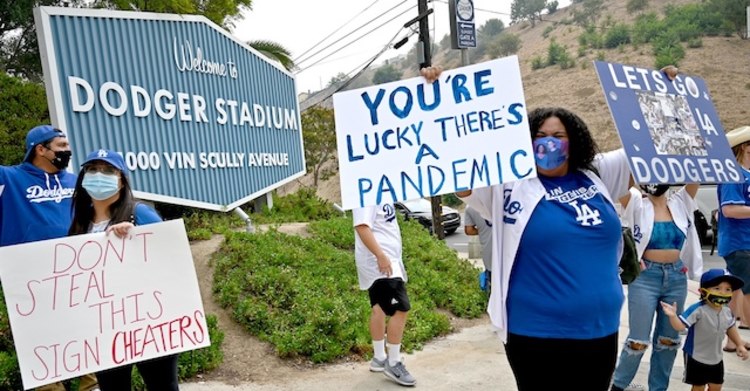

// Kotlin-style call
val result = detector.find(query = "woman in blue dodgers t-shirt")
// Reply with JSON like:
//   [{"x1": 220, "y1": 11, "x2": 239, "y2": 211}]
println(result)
[{"x1": 458, "y1": 107, "x2": 631, "y2": 390}]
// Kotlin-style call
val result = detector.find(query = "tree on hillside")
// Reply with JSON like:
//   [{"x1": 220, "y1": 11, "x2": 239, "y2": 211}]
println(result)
[
  {"x1": 372, "y1": 64, "x2": 402, "y2": 85},
  {"x1": 572, "y1": 0, "x2": 604, "y2": 27},
  {"x1": 97, "y1": 0, "x2": 251, "y2": 28},
  {"x1": 487, "y1": 33, "x2": 522, "y2": 57},
  {"x1": 511, "y1": 0, "x2": 547, "y2": 27},
  {"x1": 478, "y1": 18, "x2": 505, "y2": 37},
  {"x1": 546, "y1": 1, "x2": 559, "y2": 14},
  {"x1": 301, "y1": 106, "x2": 337, "y2": 187},
  {"x1": 706, "y1": 0, "x2": 750, "y2": 39}
]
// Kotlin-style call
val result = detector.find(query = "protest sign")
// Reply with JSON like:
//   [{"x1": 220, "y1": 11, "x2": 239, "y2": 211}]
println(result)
[
  {"x1": 333, "y1": 56, "x2": 535, "y2": 210},
  {"x1": 0, "y1": 220, "x2": 209, "y2": 389},
  {"x1": 595, "y1": 61, "x2": 741, "y2": 184}
]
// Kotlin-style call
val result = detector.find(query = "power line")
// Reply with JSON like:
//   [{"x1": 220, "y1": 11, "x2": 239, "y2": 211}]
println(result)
[
  {"x1": 296, "y1": 3, "x2": 416, "y2": 74},
  {"x1": 294, "y1": 0, "x2": 389, "y2": 62},
  {"x1": 295, "y1": 1, "x2": 413, "y2": 68},
  {"x1": 300, "y1": 27, "x2": 416, "y2": 111}
]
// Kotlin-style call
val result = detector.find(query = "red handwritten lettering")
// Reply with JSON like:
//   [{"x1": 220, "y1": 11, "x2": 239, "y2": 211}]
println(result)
[
  {"x1": 77, "y1": 240, "x2": 103, "y2": 271},
  {"x1": 110, "y1": 312, "x2": 206, "y2": 364},
  {"x1": 32, "y1": 338, "x2": 101, "y2": 381},
  {"x1": 134, "y1": 232, "x2": 153, "y2": 262},
  {"x1": 53, "y1": 243, "x2": 76, "y2": 274},
  {"x1": 16, "y1": 280, "x2": 39, "y2": 316},
  {"x1": 147, "y1": 290, "x2": 163, "y2": 320}
]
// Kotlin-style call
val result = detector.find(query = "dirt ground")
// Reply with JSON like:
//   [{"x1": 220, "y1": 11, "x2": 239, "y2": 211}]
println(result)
[{"x1": 188, "y1": 228, "x2": 485, "y2": 387}]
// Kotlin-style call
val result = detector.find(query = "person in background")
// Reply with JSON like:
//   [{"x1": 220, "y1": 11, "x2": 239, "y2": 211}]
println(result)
[
  {"x1": 0, "y1": 125, "x2": 99, "y2": 391},
  {"x1": 661, "y1": 269, "x2": 749, "y2": 390},
  {"x1": 717, "y1": 125, "x2": 750, "y2": 352},
  {"x1": 464, "y1": 205, "x2": 493, "y2": 291},
  {"x1": 68, "y1": 149, "x2": 177, "y2": 391},
  {"x1": 611, "y1": 183, "x2": 702, "y2": 391},
  {"x1": 353, "y1": 203, "x2": 416, "y2": 387}
]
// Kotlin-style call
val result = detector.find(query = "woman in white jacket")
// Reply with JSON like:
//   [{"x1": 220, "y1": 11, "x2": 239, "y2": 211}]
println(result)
[
  {"x1": 610, "y1": 184, "x2": 701, "y2": 391},
  {"x1": 458, "y1": 107, "x2": 632, "y2": 390}
]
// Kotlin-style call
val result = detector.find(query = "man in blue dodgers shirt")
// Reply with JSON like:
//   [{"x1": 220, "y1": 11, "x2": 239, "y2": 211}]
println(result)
[{"x1": 0, "y1": 125, "x2": 99, "y2": 391}]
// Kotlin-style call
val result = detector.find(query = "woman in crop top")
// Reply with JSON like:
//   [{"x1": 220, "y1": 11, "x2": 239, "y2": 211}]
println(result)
[{"x1": 611, "y1": 183, "x2": 701, "y2": 391}]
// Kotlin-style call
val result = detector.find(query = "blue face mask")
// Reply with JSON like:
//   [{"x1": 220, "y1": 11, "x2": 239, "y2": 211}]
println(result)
[
  {"x1": 82, "y1": 172, "x2": 120, "y2": 200},
  {"x1": 533, "y1": 136, "x2": 569, "y2": 170}
]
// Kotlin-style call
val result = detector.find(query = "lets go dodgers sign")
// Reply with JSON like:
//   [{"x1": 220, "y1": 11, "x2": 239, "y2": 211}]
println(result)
[
  {"x1": 34, "y1": 7, "x2": 305, "y2": 211},
  {"x1": 333, "y1": 56, "x2": 535, "y2": 210},
  {"x1": 595, "y1": 61, "x2": 741, "y2": 185}
]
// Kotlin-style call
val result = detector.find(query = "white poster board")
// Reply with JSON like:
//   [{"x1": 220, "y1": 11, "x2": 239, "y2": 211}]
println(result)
[
  {"x1": 333, "y1": 56, "x2": 535, "y2": 210},
  {"x1": 0, "y1": 220, "x2": 210, "y2": 389}
]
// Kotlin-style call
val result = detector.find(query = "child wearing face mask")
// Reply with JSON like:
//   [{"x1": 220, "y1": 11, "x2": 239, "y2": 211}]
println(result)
[{"x1": 661, "y1": 269, "x2": 749, "y2": 390}]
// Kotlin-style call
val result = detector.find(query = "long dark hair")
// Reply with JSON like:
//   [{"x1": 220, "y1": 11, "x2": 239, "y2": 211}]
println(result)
[
  {"x1": 528, "y1": 107, "x2": 600, "y2": 172},
  {"x1": 68, "y1": 163, "x2": 137, "y2": 235}
]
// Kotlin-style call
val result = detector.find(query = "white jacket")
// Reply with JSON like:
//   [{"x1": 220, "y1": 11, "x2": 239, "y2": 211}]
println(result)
[
  {"x1": 620, "y1": 187, "x2": 702, "y2": 281},
  {"x1": 465, "y1": 149, "x2": 631, "y2": 342}
]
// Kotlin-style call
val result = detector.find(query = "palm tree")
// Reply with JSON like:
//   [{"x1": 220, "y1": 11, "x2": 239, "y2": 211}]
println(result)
[{"x1": 247, "y1": 40, "x2": 296, "y2": 72}]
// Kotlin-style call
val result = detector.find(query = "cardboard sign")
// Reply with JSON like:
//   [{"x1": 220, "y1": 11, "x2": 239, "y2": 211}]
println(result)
[
  {"x1": 595, "y1": 61, "x2": 742, "y2": 184},
  {"x1": 0, "y1": 220, "x2": 209, "y2": 389},
  {"x1": 333, "y1": 56, "x2": 535, "y2": 210}
]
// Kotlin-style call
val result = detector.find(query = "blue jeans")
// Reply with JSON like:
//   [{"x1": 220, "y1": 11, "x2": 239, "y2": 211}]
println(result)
[{"x1": 612, "y1": 260, "x2": 687, "y2": 391}]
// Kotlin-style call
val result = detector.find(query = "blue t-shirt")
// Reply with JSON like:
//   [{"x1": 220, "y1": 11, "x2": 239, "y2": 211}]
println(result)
[
  {"x1": 507, "y1": 172, "x2": 624, "y2": 339},
  {"x1": 717, "y1": 168, "x2": 750, "y2": 257}
]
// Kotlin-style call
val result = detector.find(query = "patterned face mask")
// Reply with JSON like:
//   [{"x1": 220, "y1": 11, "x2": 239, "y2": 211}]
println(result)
[
  {"x1": 700, "y1": 289, "x2": 732, "y2": 306},
  {"x1": 533, "y1": 136, "x2": 568, "y2": 170},
  {"x1": 639, "y1": 184, "x2": 670, "y2": 197}
]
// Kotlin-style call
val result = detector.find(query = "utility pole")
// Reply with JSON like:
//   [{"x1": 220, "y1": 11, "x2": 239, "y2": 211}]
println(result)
[{"x1": 415, "y1": 0, "x2": 444, "y2": 240}]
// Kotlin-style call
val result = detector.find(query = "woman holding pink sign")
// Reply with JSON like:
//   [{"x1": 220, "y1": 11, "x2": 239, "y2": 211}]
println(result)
[{"x1": 68, "y1": 149, "x2": 178, "y2": 391}]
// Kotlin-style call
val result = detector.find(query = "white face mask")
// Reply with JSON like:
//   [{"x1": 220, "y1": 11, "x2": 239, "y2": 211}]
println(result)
[{"x1": 82, "y1": 172, "x2": 120, "y2": 200}]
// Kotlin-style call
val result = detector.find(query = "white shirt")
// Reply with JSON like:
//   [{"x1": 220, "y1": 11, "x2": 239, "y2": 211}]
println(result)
[{"x1": 352, "y1": 204, "x2": 406, "y2": 290}]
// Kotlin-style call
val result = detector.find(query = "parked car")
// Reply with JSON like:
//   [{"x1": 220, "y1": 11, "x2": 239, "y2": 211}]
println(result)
[
  {"x1": 394, "y1": 198, "x2": 461, "y2": 235},
  {"x1": 693, "y1": 184, "x2": 718, "y2": 246}
]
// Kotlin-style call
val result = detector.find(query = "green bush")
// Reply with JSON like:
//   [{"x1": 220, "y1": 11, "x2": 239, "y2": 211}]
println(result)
[
  {"x1": 578, "y1": 25, "x2": 604, "y2": 49},
  {"x1": 663, "y1": 3, "x2": 727, "y2": 38},
  {"x1": 652, "y1": 30, "x2": 685, "y2": 63},
  {"x1": 547, "y1": 39, "x2": 574, "y2": 69},
  {"x1": 0, "y1": 73, "x2": 50, "y2": 166},
  {"x1": 254, "y1": 187, "x2": 341, "y2": 224},
  {"x1": 631, "y1": 12, "x2": 663, "y2": 44},
  {"x1": 626, "y1": 0, "x2": 648, "y2": 13},
  {"x1": 213, "y1": 216, "x2": 486, "y2": 363},
  {"x1": 442, "y1": 193, "x2": 463, "y2": 208},
  {"x1": 604, "y1": 23, "x2": 631, "y2": 48}
]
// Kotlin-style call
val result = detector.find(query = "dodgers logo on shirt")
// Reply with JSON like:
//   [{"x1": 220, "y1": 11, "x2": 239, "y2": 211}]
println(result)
[
  {"x1": 546, "y1": 185, "x2": 602, "y2": 227},
  {"x1": 383, "y1": 204, "x2": 396, "y2": 222},
  {"x1": 632, "y1": 224, "x2": 643, "y2": 243},
  {"x1": 503, "y1": 188, "x2": 523, "y2": 224}
]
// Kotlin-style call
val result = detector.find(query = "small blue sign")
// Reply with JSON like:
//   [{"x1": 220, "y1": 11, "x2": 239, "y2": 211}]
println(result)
[
  {"x1": 594, "y1": 61, "x2": 742, "y2": 185},
  {"x1": 449, "y1": 0, "x2": 476, "y2": 49}
]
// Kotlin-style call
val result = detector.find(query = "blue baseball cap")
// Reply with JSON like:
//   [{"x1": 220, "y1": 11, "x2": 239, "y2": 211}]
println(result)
[
  {"x1": 24, "y1": 125, "x2": 66, "y2": 161},
  {"x1": 700, "y1": 268, "x2": 744, "y2": 291},
  {"x1": 81, "y1": 149, "x2": 128, "y2": 177}
]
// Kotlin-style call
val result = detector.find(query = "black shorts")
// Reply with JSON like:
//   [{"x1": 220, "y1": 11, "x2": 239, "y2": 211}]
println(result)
[
  {"x1": 683, "y1": 353, "x2": 723, "y2": 386},
  {"x1": 368, "y1": 278, "x2": 411, "y2": 316}
]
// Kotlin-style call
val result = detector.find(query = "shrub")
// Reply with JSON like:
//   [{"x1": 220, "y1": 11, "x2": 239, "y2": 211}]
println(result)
[
  {"x1": 596, "y1": 51, "x2": 606, "y2": 61},
  {"x1": 531, "y1": 56, "x2": 546, "y2": 70},
  {"x1": 547, "y1": 39, "x2": 574, "y2": 69},
  {"x1": 442, "y1": 193, "x2": 463, "y2": 208},
  {"x1": 631, "y1": 12, "x2": 663, "y2": 44},
  {"x1": 213, "y1": 217, "x2": 486, "y2": 363},
  {"x1": 604, "y1": 23, "x2": 631, "y2": 48},
  {"x1": 254, "y1": 187, "x2": 341, "y2": 224},
  {"x1": 577, "y1": 46, "x2": 587, "y2": 58},
  {"x1": 487, "y1": 33, "x2": 522, "y2": 57}
]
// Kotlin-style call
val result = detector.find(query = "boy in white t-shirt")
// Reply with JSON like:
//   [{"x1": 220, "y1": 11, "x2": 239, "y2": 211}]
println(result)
[{"x1": 353, "y1": 204, "x2": 416, "y2": 387}]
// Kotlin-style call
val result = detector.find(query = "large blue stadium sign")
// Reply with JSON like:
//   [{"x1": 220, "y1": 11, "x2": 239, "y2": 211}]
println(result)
[{"x1": 34, "y1": 7, "x2": 305, "y2": 211}]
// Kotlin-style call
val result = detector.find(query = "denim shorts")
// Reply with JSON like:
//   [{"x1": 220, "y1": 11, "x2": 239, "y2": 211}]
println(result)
[{"x1": 724, "y1": 250, "x2": 750, "y2": 294}]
